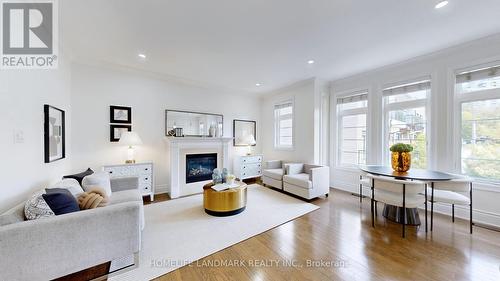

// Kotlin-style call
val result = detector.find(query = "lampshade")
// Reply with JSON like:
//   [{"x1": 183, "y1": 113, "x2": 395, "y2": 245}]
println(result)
[
  {"x1": 242, "y1": 134, "x2": 256, "y2": 146},
  {"x1": 119, "y1": 131, "x2": 143, "y2": 146}
]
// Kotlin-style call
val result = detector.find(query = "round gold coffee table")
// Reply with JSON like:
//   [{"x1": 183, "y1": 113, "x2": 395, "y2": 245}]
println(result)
[{"x1": 203, "y1": 181, "x2": 247, "y2": 216}]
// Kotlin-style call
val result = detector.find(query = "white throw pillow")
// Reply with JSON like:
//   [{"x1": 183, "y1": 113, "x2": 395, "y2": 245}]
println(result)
[
  {"x1": 82, "y1": 172, "x2": 112, "y2": 197},
  {"x1": 47, "y1": 178, "x2": 84, "y2": 198}
]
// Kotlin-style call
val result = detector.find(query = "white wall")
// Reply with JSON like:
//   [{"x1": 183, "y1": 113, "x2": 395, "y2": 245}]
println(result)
[
  {"x1": 70, "y1": 63, "x2": 261, "y2": 194},
  {"x1": 260, "y1": 78, "x2": 324, "y2": 164},
  {"x1": 330, "y1": 34, "x2": 500, "y2": 227},
  {"x1": 0, "y1": 58, "x2": 72, "y2": 213}
]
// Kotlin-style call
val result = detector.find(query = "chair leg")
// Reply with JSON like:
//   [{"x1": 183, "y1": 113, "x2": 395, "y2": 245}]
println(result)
[
  {"x1": 360, "y1": 184, "x2": 363, "y2": 203},
  {"x1": 452, "y1": 204, "x2": 455, "y2": 223},
  {"x1": 402, "y1": 184, "x2": 406, "y2": 238},
  {"x1": 470, "y1": 182, "x2": 473, "y2": 234},
  {"x1": 431, "y1": 182, "x2": 434, "y2": 232},
  {"x1": 425, "y1": 184, "x2": 428, "y2": 233},
  {"x1": 371, "y1": 179, "x2": 375, "y2": 228},
  {"x1": 375, "y1": 201, "x2": 378, "y2": 216},
  {"x1": 371, "y1": 198, "x2": 374, "y2": 227}
]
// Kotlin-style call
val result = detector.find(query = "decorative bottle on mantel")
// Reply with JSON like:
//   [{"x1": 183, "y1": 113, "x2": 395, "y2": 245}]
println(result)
[
  {"x1": 215, "y1": 124, "x2": 221, "y2": 138},
  {"x1": 209, "y1": 125, "x2": 215, "y2": 137}
]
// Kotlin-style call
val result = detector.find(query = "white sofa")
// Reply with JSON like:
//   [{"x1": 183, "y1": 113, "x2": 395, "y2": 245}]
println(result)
[
  {"x1": 283, "y1": 163, "x2": 330, "y2": 200},
  {"x1": 262, "y1": 160, "x2": 285, "y2": 190},
  {"x1": 0, "y1": 177, "x2": 143, "y2": 281}
]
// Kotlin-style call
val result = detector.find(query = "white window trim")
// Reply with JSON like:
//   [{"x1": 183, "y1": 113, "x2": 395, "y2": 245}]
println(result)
[
  {"x1": 273, "y1": 98, "x2": 295, "y2": 150},
  {"x1": 453, "y1": 75, "x2": 500, "y2": 184},
  {"x1": 336, "y1": 90, "x2": 369, "y2": 168},
  {"x1": 382, "y1": 82, "x2": 431, "y2": 167}
]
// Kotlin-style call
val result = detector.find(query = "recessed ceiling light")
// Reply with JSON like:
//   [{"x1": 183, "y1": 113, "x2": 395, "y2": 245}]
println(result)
[
  {"x1": 435, "y1": 1, "x2": 449, "y2": 9},
  {"x1": 138, "y1": 53, "x2": 147, "y2": 59},
  {"x1": 255, "y1": 83, "x2": 262, "y2": 87},
  {"x1": 307, "y1": 60, "x2": 315, "y2": 64}
]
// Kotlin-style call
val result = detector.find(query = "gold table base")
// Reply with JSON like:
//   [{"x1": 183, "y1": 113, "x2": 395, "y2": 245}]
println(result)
[{"x1": 203, "y1": 182, "x2": 247, "y2": 216}]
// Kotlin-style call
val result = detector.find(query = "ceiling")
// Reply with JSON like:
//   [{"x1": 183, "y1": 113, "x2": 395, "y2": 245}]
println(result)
[{"x1": 61, "y1": 0, "x2": 500, "y2": 94}]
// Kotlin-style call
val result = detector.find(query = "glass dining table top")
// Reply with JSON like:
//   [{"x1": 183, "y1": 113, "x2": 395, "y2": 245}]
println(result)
[{"x1": 359, "y1": 165, "x2": 459, "y2": 181}]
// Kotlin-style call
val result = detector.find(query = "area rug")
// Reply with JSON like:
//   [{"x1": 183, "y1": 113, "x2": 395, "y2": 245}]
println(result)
[{"x1": 110, "y1": 184, "x2": 319, "y2": 281}]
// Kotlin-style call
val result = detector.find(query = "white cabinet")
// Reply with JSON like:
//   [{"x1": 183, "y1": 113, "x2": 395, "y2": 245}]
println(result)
[
  {"x1": 103, "y1": 162, "x2": 154, "y2": 200},
  {"x1": 233, "y1": 155, "x2": 263, "y2": 180}
]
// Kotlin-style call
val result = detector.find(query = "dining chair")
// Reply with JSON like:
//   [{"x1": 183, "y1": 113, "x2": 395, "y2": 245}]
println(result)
[
  {"x1": 371, "y1": 176, "x2": 426, "y2": 238},
  {"x1": 428, "y1": 177, "x2": 473, "y2": 234},
  {"x1": 358, "y1": 172, "x2": 372, "y2": 203}
]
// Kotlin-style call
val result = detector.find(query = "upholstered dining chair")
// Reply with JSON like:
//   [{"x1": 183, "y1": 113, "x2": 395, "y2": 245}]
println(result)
[
  {"x1": 358, "y1": 172, "x2": 372, "y2": 203},
  {"x1": 371, "y1": 176, "x2": 426, "y2": 238},
  {"x1": 428, "y1": 177, "x2": 473, "y2": 234}
]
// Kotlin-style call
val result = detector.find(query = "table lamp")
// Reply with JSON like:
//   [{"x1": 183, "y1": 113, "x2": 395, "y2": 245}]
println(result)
[
  {"x1": 242, "y1": 134, "x2": 256, "y2": 155},
  {"x1": 119, "y1": 131, "x2": 143, "y2": 164}
]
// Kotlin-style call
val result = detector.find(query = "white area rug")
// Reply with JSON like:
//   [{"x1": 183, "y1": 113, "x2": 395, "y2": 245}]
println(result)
[{"x1": 111, "y1": 184, "x2": 319, "y2": 281}]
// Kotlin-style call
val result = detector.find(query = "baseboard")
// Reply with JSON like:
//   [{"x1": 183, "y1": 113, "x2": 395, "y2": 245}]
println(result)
[{"x1": 154, "y1": 184, "x2": 169, "y2": 195}]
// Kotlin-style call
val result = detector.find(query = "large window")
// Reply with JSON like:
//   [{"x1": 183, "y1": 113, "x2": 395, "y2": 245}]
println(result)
[
  {"x1": 274, "y1": 100, "x2": 294, "y2": 149},
  {"x1": 383, "y1": 79, "x2": 430, "y2": 169},
  {"x1": 456, "y1": 64, "x2": 500, "y2": 182},
  {"x1": 337, "y1": 91, "x2": 368, "y2": 167}
]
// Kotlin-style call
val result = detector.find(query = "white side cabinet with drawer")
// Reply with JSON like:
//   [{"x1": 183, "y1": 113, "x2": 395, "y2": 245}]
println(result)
[
  {"x1": 103, "y1": 162, "x2": 154, "y2": 201},
  {"x1": 233, "y1": 155, "x2": 263, "y2": 180}
]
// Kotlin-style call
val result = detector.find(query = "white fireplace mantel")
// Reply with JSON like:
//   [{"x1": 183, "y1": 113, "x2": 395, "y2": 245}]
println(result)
[{"x1": 165, "y1": 137, "x2": 233, "y2": 198}]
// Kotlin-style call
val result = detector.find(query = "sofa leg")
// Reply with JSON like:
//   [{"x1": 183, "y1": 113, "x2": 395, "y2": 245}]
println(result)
[{"x1": 325, "y1": 193, "x2": 329, "y2": 198}]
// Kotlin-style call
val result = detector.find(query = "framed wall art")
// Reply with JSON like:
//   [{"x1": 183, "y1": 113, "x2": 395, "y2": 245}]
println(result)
[
  {"x1": 110, "y1": 105, "x2": 132, "y2": 124},
  {"x1": 44, "y1": 105, "x2": 66, "y2": 163},
  {"x1": 110, "y1": 124, "x2": 132, "y2": 142},
  {"x1": 233, "y1": 119, "x2": 256, "y2": 146}
]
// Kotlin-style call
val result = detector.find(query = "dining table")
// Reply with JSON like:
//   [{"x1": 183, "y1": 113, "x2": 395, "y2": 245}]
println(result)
[{"x1": 359, "y1": 165, "x2": 460, "y2": 229}]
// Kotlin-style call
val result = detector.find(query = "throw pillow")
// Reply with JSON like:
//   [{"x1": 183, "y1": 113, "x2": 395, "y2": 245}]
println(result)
[
  {"x1": 63, "y1": 168, "x2": 94, "y2": 186},
  {"x1": 42, "y1": 189, "x2": 80, "y2": 215},
  {"x1": 82, "y1": 172, "x2": 112, "y2": 197},
  {"x1": 77, "y1": 187, "x2": 109, "y2": 209},
  {"x1": 24, "y1": 191, "x2": 55, "y2": 220},
  {"x1": 46, "y1": 178, "x2": 85, "y2": 198}
]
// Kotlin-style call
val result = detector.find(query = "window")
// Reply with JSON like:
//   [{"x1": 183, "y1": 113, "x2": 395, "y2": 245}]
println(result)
[
  {"x1": 274, "y1": 100, "x2": 294, "y2": 149},
  {"x1": 383, "y1": 79, "x2": 430, "y2": 169},
  {"x1": 337, "y1": 91, "x2": 368, "y2": 166},
  {"x1": 456, "y1": 64, "x2": 500, "y2": 182}
]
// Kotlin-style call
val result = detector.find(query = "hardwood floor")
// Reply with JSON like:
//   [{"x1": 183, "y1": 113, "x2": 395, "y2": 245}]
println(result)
[{"x1": 147, "y1": 187, "x2": 500, "y2": 281}]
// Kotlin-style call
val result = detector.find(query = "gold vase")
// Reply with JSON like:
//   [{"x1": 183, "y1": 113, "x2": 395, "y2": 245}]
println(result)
[{"x1": 391, "y1": 152, "x2": 411, "y2": 172}]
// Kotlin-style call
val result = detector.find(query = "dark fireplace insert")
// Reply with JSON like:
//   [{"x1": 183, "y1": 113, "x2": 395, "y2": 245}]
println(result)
[{"x1": 186, "y1": 153, "x2": 217, "y2": 184}]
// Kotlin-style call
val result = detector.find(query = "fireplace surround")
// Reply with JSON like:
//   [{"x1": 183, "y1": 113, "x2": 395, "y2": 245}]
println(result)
[{"x1": 165, "y1": 137, "x2": 233, "y2": 198}]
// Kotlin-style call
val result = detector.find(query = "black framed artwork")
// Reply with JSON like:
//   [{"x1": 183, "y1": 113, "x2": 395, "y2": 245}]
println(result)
[
  {"x1": 44, "y1": 105, "x2": 66, "y2": 163},
  {"x1": 110, "y1": 106, "x2": 132, "y2": 124},
  {"x1": 233, "y1": 119, "x2": 257, "y2": 146},
  {"x1": 110, "y1": 125, "x2": 132, "y2": 142}
]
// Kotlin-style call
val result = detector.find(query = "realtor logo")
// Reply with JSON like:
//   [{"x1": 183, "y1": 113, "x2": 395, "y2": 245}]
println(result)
[{"x1": 1, "y1": 0, "x2": 58, "y2": 69}]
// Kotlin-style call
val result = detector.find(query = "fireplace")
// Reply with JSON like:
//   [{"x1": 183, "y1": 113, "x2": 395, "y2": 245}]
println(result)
[{"x1": 186, "y1": 153, "x2": 217, "y2": 184}]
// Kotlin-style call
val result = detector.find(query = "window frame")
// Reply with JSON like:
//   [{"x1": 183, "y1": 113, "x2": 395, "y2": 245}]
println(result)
[
  {"x1": 382, "y1": 79, "x2": 431, "y2": 168},
  {"x1": 273, "y1": 99, "x2": 295, "y2": 150},
  {"x1": 336, "y1": 90, "x2": 369, "y2": 168},
  {"x1": 454, "y1": 64, "x2": 500, "y2": 183}
]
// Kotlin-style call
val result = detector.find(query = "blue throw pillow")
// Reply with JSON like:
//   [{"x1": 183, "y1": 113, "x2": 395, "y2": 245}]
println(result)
[{"x1": 43, "y1": 188, "x2": 80, "y2": 215}]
